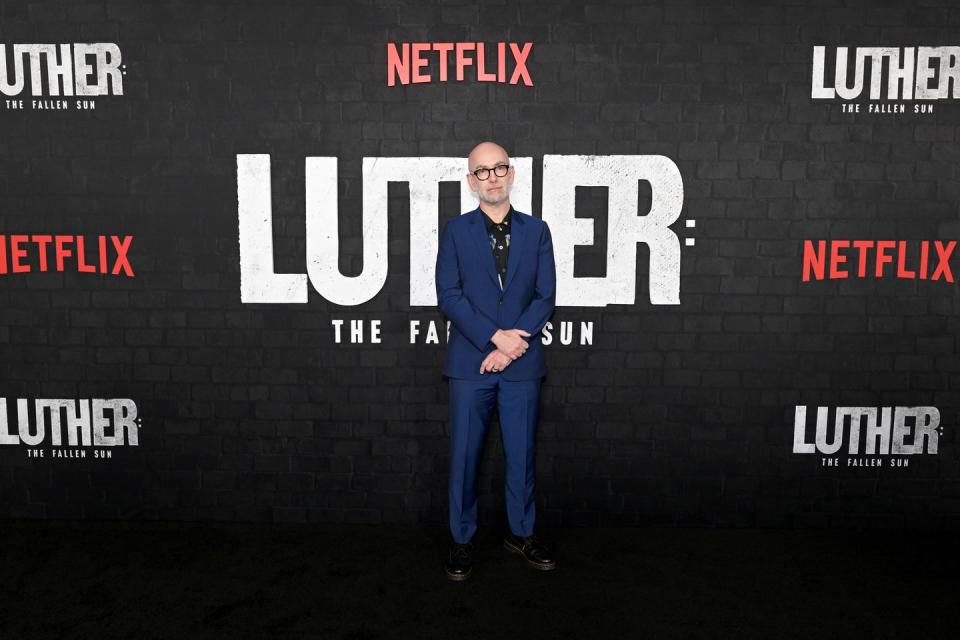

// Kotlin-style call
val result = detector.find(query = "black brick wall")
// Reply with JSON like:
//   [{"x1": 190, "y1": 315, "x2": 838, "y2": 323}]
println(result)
[{"x1": 1, "y1": 0, "x2": 959, "y2": 530}]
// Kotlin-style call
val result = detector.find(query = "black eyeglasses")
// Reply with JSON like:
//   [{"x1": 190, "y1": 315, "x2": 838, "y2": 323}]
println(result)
[{"x1": 471, "y1": 163, "x2": 510, "y2": 181}]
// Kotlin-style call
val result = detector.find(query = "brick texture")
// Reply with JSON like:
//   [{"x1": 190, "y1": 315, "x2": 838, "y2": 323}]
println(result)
[{"x1": 1, "y1": 0, "x2": 959, "y2": 530}]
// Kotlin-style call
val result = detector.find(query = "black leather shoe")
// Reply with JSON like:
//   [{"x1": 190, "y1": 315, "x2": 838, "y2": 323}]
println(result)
[
  {"x1": 503, "y1": 533, "x2": 556, "y2": 570},
  {"x1": 445, "y1": 541, "x2": 473, "y2": 581}
]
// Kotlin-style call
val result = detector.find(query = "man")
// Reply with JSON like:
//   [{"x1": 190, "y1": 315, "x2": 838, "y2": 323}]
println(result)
[{"x1": 435, "y1": 141, "x2": 557, "y2": 581}]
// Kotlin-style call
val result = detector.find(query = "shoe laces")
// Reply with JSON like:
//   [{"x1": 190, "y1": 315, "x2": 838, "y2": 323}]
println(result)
[
  {"x1": 524, "y1": 534, "x2": 549, "y2": 554},
  {"x1": 451, "y1": 542, "x2": 472, "y2": 562}
]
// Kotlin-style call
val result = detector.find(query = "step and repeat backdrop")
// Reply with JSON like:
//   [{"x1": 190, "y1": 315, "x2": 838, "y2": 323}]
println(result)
[{"x1": 2, "y1": 0, "x2": 959, "y2": 529}]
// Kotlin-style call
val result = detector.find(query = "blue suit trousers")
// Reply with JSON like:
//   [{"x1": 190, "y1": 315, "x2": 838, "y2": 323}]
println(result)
[{"x1": 447, "y1": 373, "x2": 541, "y2": 544}]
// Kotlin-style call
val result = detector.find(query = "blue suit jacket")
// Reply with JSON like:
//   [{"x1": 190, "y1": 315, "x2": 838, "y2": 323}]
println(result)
[{"x1": 436, "y1": 206, "x2": 556, "y2": 380}]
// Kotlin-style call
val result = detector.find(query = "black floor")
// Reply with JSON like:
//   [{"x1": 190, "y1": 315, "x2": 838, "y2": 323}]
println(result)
[{"x1": 1, "y1": 520, "x2": 956, "y2": 639}]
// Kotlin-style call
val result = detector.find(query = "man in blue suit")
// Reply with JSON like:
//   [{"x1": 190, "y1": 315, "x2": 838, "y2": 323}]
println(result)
[{"x1": 436, "y1": 141, "x2": 557, "y2": 581}]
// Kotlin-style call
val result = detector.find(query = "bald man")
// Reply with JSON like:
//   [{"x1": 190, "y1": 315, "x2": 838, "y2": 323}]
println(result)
[{"x1": 435, "y1": 141, "x2": 557, "y2": 580}]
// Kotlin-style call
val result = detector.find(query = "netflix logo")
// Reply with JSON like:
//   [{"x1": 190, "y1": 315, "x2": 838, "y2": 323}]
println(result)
[
  {"x1": 0, "y1": 234, "x2": 135, "y2": 277},
  {"x1": 802, "y1": 240, "x2": 955, "y2": 283},
  {"x1": 386, "y1": 42, "x2": 533, "y2": 86}
]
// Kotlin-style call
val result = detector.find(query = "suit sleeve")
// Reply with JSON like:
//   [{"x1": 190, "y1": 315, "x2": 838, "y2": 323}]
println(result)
[
  {"x1": 514, "y1": 222, "x2": 557, "y2": 337},
  {"x1": 435, "y1": 220, "x2": 499, "y2": 351}
]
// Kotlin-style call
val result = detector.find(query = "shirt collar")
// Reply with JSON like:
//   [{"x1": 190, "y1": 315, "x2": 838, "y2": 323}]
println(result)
[{"x1": 481, "y1": 205, "x2": 513, "y2": 231}]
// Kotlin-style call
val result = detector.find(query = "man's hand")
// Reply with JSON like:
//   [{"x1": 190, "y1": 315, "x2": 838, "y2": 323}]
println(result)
[
  {"x1": 491, "y1": 328, "x2": 531, "y2": 360},
  {"x1": 480, "y1": 349, "x2": 513, "y2": 374}
]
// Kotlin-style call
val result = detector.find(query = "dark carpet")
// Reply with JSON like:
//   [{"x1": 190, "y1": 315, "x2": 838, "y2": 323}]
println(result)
[{"x1": 1, "y1": 521, "x2": 955, "y2": 639}]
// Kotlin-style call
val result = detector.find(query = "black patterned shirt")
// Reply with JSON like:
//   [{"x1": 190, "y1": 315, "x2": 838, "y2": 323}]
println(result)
[{"x1": 481, "y1": 206, "x2": 512, "y2": 289}]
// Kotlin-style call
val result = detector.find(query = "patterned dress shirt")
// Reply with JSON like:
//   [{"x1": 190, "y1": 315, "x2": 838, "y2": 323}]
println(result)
[{"x1": 481, "y1": 206, "x2": 512, "y2": 290}]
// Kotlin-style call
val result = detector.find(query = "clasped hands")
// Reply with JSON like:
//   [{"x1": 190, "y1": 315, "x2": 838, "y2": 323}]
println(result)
[{"x1": 480, "y1": 328, "x2": 531, "y2": 374}]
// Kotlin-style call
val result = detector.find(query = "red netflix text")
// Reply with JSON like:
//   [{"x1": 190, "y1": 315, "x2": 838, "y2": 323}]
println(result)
[
  {"x1": 386, "y1": 42, "x2": 533, "y2": 86},
  {"x1": 0, "y1": 235, "x2": 134, "y2": 277},
  {"x1": 802, "y1": 240, "x2": 955, "y2": 282}
]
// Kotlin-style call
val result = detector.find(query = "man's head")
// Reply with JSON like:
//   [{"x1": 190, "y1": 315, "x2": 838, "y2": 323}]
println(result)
[{"x1": 466, "y1": 141, "x2": 514, "y2": 207}]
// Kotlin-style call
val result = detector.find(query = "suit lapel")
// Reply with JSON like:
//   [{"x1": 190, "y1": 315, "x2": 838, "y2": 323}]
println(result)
[
  {"x1": 500, "y1": 209, "x2": 524, "y2": 294},
  {"x1": 470, "y1": 208, "x2": 500, "y2": 288}
]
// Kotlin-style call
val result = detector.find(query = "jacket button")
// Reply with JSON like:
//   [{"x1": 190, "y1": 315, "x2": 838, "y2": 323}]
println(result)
[{"x1": 498, "y1": 299, "x2": 503, "y2": 305}]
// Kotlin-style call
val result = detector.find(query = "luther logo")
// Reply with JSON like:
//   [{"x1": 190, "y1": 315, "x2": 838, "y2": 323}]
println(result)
[
  {"x1": 237, "y1": 154, "x2": 690, "y2": 307},
  {"x1": 0, "y1": 398, "x2": 140, "y2": 460},
  {"x1": 2, "y1": 43, "x2": 125, "y2": 111},
  {"x1": 792, "y1": 405, "x2": 942, "y2": 469},
  {"x1": 387, "y1": 42, "x2": 533, "y2": 86},
  {"x1": 811, "y1": 46, "x2": 955, "y2": 114}
]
